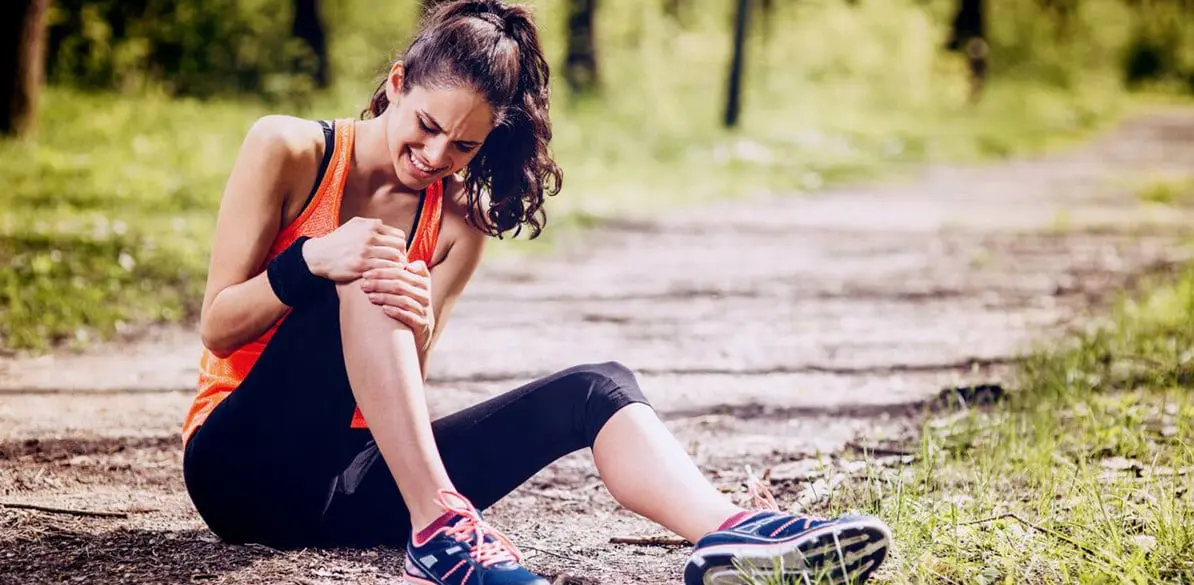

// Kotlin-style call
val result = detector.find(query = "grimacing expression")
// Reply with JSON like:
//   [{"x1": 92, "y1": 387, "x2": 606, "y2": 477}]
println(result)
[{"x1": 383, "y1": 65, "x2": 496, "y2": 191}]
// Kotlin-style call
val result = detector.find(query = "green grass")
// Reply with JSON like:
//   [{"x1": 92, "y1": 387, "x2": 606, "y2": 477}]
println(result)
[
  {"x1": 1133, "y1": 175, "x2": 1194, "y2": 206},
  {"x1": 767, "y1": 271, "x2": 1194, "y2": 584},
  {"x1": 0, "y1": 0, "x2": 1182, "y2": 351}
]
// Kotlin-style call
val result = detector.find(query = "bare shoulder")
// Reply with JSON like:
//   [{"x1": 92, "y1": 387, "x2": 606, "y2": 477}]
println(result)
[
  {"x1": 243, "y1": 114, "x2": 326, "y2": 168},
  {"x1": 235, "y1": 115, "x2": 329, "y2": 213}
]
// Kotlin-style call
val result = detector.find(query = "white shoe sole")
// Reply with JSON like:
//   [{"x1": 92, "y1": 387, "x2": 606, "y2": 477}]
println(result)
[{"x1": 683, "y1": 517, "x2": 891, "y2": 585}]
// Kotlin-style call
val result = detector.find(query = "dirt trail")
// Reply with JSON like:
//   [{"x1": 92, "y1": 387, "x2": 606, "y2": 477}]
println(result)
[{"x1": 3, "y1": 111, "x2": 1194, "y2": 584}]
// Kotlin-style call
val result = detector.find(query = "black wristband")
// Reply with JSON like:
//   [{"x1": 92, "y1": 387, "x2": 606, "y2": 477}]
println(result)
[{"x1": 267, "y1": 236, "x2": 325, "y2": 308}]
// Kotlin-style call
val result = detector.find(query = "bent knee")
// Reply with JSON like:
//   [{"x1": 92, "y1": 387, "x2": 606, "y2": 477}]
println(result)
[
  {"x1": 565, "y1": 361, "x2": 645, "y2": 402},
  {"x1": 556, "y1": 362, "x2": 650, "y2": 445}
]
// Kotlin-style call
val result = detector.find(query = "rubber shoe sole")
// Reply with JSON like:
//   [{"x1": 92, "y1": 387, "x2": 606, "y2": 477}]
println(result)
[{"x1": 683, "y1": 517, "x2": 891, "y2": 585}]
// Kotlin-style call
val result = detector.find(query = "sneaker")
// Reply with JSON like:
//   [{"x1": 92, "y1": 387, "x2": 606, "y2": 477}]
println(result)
[
  {"x1": 683, "y1": 469, "x2": 891, "y2": 585},
  {"x1": 404, "y1": 490, "x2": 548, "y2": 585}
]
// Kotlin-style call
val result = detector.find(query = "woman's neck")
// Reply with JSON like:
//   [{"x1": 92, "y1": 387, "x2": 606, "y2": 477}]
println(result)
[{"x1": 351, "y1": 117, "x2": 420, "y2": 197}]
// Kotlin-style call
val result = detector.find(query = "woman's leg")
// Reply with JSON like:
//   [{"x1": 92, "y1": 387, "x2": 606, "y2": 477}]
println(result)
[
  {"x1": 317, "y1": 361, "x2": 655, "y2": 546},
  {"x1": 337, "y1": 279, "x2": 457, "y2": 529},
  {"x1": 311, "y1": 359, "x2": 889, "y2": 584},
  {"x1": 183, "y1": 285, "x2": 368, "y2": 549},
  {"x1": 186, "y1": 279, "x2": 471, "y2": 547},
  {"x1": 592, "y1": 404, "x2": 743, "y2": 543},
  {"x1": 316, "y1": 361, "x2": 740, "y2": 546}
]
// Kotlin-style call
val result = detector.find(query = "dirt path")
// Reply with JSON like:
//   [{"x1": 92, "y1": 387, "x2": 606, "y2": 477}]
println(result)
[{"x1": 3, "y1": 111, "x2": 1194, "y2": 585}]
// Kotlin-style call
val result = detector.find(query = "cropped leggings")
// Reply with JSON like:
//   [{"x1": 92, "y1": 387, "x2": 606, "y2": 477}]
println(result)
[{"x1": 182, "y1": 287, "x2": 650, "y2": 549}]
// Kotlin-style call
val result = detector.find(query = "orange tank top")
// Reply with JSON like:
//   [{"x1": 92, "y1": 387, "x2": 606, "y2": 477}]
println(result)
[{"x1": 181, "y1": 119, "x2": 444, "y2": 443}]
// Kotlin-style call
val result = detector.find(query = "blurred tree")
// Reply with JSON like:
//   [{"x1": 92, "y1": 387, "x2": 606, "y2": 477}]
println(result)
[
  {"x1": 663, "y1": 0, "x2": 686, "y2": 22},
  {"x1": 1122, "y1": 0, "x2": 1194, "y2": 88},
  {"x1": 0, "y1": 0, "x2": 49, "y2": 137},
  {"x1": 565, "y1": 0, "x2": 599, "y2": 94},
  {"x1": 292, "y1": 0, "x2": 328, "y2": 88},
  {"x1": 1036, "y1": 0, "x2": 1078, "y2": 31},
  {"x1": 758, "y1": 0, "x2": 774, "y2": 42},
  {"x1": 45, "y1": 0, "x2": 315, "y2": 100},
  {"x1": 946, "y1": 0, "x2": 988, "y2": 103},
  {"x1": 724, "y1": 0, "x2": 751, "y2": 127}
]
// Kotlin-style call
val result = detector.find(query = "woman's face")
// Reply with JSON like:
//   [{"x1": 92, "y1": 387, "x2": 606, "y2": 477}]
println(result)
[{"x1": 383, "y1": 63, "x2": 495, "y2": 191}]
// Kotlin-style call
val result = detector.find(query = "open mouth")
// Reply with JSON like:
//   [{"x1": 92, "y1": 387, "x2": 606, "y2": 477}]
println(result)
[{"x1": 408, "y1": 150, "x2": 446, "y2": 176}]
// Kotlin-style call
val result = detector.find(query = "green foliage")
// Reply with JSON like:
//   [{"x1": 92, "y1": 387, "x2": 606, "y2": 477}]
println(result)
[
  {"x1": 757, "y1": 270, "x2": 1194, "y2": 584},
  {"x1": 1122, "y1": 0, "x2": 1194, "y2": 90},
  {"x1": 0, "y1": 90, "x2": 269, "y2": 350},
  {"x1": 45, "y1": 0, "x2": 321, "y2": 100},
  {"x1": 1132, "y1": 174, "x2": 1194, "y2": 205},
  {"x1": 0, "y1": 0, "x2": 1180, "y2": 350}
]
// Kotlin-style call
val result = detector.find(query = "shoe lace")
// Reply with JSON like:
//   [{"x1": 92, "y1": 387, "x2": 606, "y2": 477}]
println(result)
[
  {"x1": 745, "y1": 465, "x2": 779, "y2": 511},
  {"x1": 436, "y1": 490, "x2": 522, "y2": 567}
]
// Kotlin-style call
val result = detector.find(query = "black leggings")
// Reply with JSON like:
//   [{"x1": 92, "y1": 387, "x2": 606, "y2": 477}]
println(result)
[{"x1": 182, "y1": 287, "x2": 650, "y2": 549}]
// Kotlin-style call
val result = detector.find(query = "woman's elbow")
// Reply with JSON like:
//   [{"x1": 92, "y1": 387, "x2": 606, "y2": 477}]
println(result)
[{"x1": 199, "y1": 319, "x2": 237, "y2": 358}]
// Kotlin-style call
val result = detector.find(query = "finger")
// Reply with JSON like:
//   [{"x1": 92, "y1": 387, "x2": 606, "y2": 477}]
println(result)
[
  {"x1": 370, "y1": 233, "x2": 408, "y2": 253},
  {"x1": 362, "y1": 280, "x2": 430, "y2": 305},
  {"x1": 366, "y1": 292, "x2": 424, "y2": 315},
  {"x1": 381, "y1": 305, "x2": 427, "y2": 330},
  {"x1": 404, "y1": 260, "x2": 430, "y2": 276},
  {"x1": 363, "y1": 257, "x2": 405, "y2": 272},
  {"x1": 365, "y1": 245, "x2": 406, "y2": 263},
  {"x1": 363, "y1": 266, "x2": 423, "y2": 285},
  {"x1": 377, "y1": 224, "x2": 408, "y2": 241}
]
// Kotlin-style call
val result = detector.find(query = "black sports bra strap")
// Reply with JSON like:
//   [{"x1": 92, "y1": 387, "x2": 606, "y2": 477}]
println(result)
[
  {"x1": 297, "y1": 120, "x2": 336, "y2": 215},
  {"x1": 408, "y1": 188, "x2": 427, "y2": 249}
]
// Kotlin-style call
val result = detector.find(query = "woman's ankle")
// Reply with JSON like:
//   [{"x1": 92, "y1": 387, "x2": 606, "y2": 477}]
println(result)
[{"x1": 411, "y1": 509, "x2": 457, "y2": 545}]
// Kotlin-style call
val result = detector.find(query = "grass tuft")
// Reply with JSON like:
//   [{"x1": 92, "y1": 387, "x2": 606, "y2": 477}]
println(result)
[{"x1": 748, "y1": 270, "x2": 1194, "y2": 584}]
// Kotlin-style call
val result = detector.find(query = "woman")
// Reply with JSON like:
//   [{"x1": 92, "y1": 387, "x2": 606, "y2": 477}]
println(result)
[{"x1": 181, "y1": 2, "x2": 891, "y2": 584}]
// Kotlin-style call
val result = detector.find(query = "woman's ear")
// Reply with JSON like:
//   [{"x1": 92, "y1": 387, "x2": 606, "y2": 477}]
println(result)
[{"x1": 384, "y1": 61, "x2": 406, "y2": 104}]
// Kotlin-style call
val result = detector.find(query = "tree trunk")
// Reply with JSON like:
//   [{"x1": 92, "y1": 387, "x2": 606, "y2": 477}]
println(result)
[
  {"x1": 565, "y1": 0, "x2": 599, "y2": 94},
  {"x1": 0, "y1": 0, "x2": 50, "y2": 137},
  {"x1": 724, "y1": 0, "x2": 751, "y2": 128},
  {"x1": 759, "y1": 0, "x2": 774, "y2": 42},
  {"x1": 292, "y1": 0, "x2": 328, "y2": 88},
  {"x1": 946, "y1": 0, "x2": 988, "y2": 103}
]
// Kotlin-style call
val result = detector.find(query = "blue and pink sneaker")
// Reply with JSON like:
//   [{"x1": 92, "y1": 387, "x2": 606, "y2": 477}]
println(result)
[
  {"x1": 683, "y1": 474, "x2": 891, "y2": 585},
  {"x1": 404, "y1": 490, "x2": 548, "y2": 585}
]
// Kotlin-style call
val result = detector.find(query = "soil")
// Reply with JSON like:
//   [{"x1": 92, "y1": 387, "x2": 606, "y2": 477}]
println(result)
[{"x1": 3, "y1": 110, "x2": 1194, "y2": 584}]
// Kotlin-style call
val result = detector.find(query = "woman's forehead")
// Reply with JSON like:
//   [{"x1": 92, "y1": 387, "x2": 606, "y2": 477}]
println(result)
[{"x1": 407, "y1": 84, "x2": 495, "y2": 137}]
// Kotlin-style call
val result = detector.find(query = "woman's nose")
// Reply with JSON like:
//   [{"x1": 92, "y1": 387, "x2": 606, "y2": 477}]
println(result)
[{"x1": 424, "y1": 137, "x2": 450, "y2": 168}]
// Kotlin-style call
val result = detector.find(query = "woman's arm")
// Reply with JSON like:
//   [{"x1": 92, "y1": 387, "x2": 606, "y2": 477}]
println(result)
[{"x1": 198, "y1": 116, "x2": 315, "y2": 357}]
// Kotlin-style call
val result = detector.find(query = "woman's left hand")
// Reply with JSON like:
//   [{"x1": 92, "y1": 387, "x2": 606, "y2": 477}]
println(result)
[{"x1": 361, "y1": 260, "x2": 435, "y2": 351}]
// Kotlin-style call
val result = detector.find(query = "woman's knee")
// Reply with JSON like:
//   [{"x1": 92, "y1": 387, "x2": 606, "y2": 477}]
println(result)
[{"x1": 555, "y1": 361, "x2": 651, "y2": 445}]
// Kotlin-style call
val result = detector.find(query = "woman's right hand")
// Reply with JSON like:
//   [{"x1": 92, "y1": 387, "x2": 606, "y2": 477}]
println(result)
[{"x1": 302, "y1": 217, "x2": 408, "y2": 282}]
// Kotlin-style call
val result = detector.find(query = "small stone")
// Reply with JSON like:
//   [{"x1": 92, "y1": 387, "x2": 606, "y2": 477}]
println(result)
[{"x1": 1100, "y1": 457, "x2": 1142, "y2": 473}]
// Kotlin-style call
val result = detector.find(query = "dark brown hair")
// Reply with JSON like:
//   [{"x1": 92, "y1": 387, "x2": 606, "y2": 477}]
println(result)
[{"x1": 363, "y1": 0, "x2": 561, "y2": 239}]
